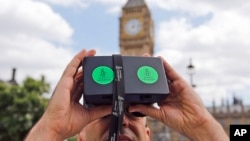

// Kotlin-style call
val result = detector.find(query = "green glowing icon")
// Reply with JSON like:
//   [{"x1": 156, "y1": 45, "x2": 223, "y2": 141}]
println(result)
[
  {"x1": 92, "y1": 66, "x2": 114, "y2": 85},
  {"x1": 137, "y1": 66, "x2": 158, "y2": 84}
]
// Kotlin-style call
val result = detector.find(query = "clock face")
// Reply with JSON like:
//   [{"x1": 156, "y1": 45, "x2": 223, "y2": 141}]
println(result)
[{"x1": 125, "y1": 19, "x2": 142, "y2": 35}]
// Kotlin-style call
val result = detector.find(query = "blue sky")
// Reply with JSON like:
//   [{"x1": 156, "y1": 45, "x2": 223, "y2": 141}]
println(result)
[
  {"x1": 1, "y1": 0, "x2": 250, "y2": 106},
  {"x1": 53, "y1": 5, "x2": 120, "y2": 52},
  {"x1": 52, "y1": 2, "x2": 214, "y2": 55},
  {"x1": 51, "y1": 3, "x2": 174, "y2": 53}
]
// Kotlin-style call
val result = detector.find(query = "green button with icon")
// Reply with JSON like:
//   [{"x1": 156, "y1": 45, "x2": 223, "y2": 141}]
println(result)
[
  {"x1": 137, "y1": 66, "x2": 158, "y2": 84},
  {"x1": 92, "y1": 66, "x2": 114, "y2": 85}
]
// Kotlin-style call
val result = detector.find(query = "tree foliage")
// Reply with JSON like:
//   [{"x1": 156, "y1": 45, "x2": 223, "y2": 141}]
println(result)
[{"x1": 0, "y1": 76, "x2": 50, "y2": 141}]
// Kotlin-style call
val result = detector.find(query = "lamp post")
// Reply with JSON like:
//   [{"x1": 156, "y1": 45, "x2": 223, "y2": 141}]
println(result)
[{"x1": 187, "y1": 58, "x2": 196, "y2": 88}]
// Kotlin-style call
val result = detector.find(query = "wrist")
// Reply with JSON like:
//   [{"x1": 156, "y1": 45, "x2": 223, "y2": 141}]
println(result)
[
  {"x1": 185, "y1": 113, "x2": 229, "y2": 141},
  {"x1": 25, "y1": 118, "x2": 63, "y2": 141}
]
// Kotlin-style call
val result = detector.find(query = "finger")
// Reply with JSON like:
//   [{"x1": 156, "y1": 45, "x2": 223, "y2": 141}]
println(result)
[
  {"x1": 63, "y1": 49, "x2": 87, "y2": 78},
  {"x1": 129, "y1": 104, "x2": 162, "y2": 120},
  {"x1": 86, "y1": 49, "x2": 96, "y2": 57},
  {"x1": 71, "y1": 49, "x2": 96, "y2": 102},
  {"x1": 71, "y1": 76, "x2": 83, "y2": 102},
  {"x1": 74, "y1": 69, "x2": 83, "y2": 80},
  {"x1": 72, "y1": 49, "x2": 96, "y2": 81},
  {"x1": 159, "y1": 57, "x2": 182, "y2": 82},
  {"x1": 63, "y1": 49, "x2": 96, "y2": 78},
  {"x1": 143, "y1": 53, "x2": 150, "y2": 57},
  {"x1": 73, "y1": 49, "x2": 95, "y2": 78},
  {"x1": 87, "y1": 105, "x2": 112, "y2": 123}
]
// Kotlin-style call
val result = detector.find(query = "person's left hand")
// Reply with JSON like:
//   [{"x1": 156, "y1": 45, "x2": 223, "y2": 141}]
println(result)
[{"x1": 26, "y1": 49, "x2": 111, "y2": 140}]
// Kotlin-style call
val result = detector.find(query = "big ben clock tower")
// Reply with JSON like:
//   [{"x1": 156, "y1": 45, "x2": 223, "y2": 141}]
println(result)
[{"x1": 119, "y1": 0, "x2": 154, "y2": 56}]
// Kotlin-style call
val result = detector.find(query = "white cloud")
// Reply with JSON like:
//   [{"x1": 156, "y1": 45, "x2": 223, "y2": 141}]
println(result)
[
  {"x1": 43, "y1": 0, "x2": 250, "y2": 106},
  {"x1": 38, "y1": 0, "x2": 250, "y2": 17},
  {"x1": 1, "y1": 0, "x2": 73, "y2": 44},
  {"x1": 40, "y1": 0, "x2": 126, "y2": 12},
  {"x1": 40, "y1": 0, "x2": 89, "y2": 8},
  {"x1": 0, "y1": 0, "x2": 120, "y2": 96},
  {"x1": 154, "y1": 0, "x2": 250, "y2": 106},
  {"x1": 0, "y1": 0, "x2": 75, "y2": 92},
  {"x1": 39, "y1": 0, "x2": 127, "y2": 14},
  {"x1": 2, "y1": 0, "x2": 250, "y2": 107},
  {"x1": 94, "y1": 0, "x2": 126, "y2": 13}
]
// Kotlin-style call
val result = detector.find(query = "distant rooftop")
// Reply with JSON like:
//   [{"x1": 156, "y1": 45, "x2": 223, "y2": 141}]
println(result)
[
  {"x1": 0, "y1": 68, "x2": 18, "y2": 85},
  {"x1": 207, "y1": 96, "x2": 250, "y2": 114},
  {"x1": 207, "y1": 105, "x2": 250, "y2": 114},
  {"x1": 124, "y1": 0, "x2": 146, "y2": 8}
]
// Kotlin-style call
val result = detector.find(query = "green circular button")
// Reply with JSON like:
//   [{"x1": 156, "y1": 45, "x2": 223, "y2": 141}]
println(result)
[
  {"x1": 137, "y1": 66, "x2": 158, "y2": 84},
  {"x1": 92, "y1": 66, "x2": 114, "y2": 85}
]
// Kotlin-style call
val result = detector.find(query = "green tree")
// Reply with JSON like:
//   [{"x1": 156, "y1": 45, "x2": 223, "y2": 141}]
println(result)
[{"x1": 0, "y1": 76, "x2": 50, "y2": 141}]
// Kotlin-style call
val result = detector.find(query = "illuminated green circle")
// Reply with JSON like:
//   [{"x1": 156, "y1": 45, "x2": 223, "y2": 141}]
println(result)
[
  {"x1": 137, "y1": 66, "x2": 158, "y2": 84},
  {"x1": 92, "y1": 66, "x2": 114, "y2": 85}
]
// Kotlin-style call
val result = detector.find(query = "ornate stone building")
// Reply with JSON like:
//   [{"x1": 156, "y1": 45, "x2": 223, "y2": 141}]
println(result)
[
  {"x1": 119, "y1": 0, "x2": 250, "y2": 141},
  {"x1": 119, "y1": 0, "x2": 154, "y2": 56},
  {"x1": 207, "y1": 97, "x2": 250, "y2": 136}
]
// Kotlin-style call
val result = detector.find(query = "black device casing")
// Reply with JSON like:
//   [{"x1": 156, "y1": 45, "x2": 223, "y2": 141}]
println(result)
[{"x1": 83, "y1": 56, "x2": 169, "y2": 105}]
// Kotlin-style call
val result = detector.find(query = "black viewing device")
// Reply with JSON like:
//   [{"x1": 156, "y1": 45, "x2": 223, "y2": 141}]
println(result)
[{"x1": 82, "y1": 55, "x2": 170, "y2": 105}]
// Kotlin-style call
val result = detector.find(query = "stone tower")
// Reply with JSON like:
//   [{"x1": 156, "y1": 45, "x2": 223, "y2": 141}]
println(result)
[{"x1": 119, "y1": 0, "x2": 154, "y2": 56}]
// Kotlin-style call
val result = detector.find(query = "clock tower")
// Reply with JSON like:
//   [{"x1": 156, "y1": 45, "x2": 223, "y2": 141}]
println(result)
[{"x1": 119, "y1": 0, "x2": 154, "y2": 56}]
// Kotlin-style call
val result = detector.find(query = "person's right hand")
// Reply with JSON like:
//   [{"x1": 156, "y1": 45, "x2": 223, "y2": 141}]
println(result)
[
  {"x1": 25, "y1": 49, "x2": 112, "y2": 141},
  {"x1": 129, "y1": 57, "x2": 229, "y2": 141}
]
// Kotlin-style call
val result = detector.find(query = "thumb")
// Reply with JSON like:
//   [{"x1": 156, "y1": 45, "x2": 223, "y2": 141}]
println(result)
[
  {"x1": 129, "y1": 104, "x2": 162, "y2": 120},
  {"x1": 86, "y1": 105, "x2": 112, "y2": 123}
]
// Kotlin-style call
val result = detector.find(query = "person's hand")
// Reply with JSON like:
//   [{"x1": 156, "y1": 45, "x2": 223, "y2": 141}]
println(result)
[
  {"x1": 25, "y1": 49, "x2": 111, "y2": 141},
  {"x1": 129, "y1": 57, "x2": 228, "y2": 141}
]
